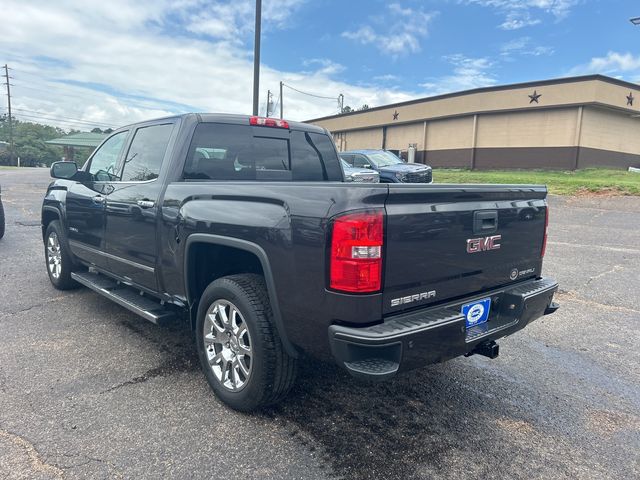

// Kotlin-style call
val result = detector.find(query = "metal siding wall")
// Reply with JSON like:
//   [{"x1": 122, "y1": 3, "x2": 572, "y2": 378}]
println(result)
[
  {"x1": 341, "y1": 128, "x2": 383, "y2": 151},
  {"x1": 580, "y1": 107, "x2": 640, "y2": 155},
  {"x1": 385, "y1": 123, "x2": 425, "y2": 150}
]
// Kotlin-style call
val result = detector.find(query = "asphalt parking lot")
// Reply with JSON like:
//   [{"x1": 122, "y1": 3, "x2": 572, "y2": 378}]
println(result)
[{"x1": 0, "y1": 167, "x2": 638, "y2": 479}]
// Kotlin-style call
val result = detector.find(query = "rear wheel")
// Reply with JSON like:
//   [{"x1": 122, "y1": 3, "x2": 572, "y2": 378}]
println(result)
[
  {"x1": 196, "y1": 274, "x2": 297, "y2": 411},
  {"x1": 44, "y1": 221, "x2": 78, "y2": 290}
]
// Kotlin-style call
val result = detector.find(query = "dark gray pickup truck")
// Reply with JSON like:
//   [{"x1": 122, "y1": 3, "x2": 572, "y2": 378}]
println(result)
[{"x1": 41, "y1": 113, "x2": 559, "y2": 411}]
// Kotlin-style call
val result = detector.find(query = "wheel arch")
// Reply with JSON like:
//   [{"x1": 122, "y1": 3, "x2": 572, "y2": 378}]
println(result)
[
  {"x1": 184, "y1": 234, "x2": 298, "y2": 358},
  {"x1": 41, "y1": 206, "x2": 62, "y2": 241}
]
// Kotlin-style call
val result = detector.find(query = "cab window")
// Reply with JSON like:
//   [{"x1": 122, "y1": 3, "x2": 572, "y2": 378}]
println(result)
[
  {"x1": 120, "y1": 124, "x2": 174, "y2": 182},
  {"x1": 87, "y1": 131, "x2": 128, "y2": 182}
]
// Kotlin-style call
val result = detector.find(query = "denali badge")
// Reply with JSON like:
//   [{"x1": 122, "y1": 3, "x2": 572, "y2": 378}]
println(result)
[
  {"x1": 391, "y1": 290, "x2": 436, "y2": 307},
  {"x1": 510, "y1": 267, "x2": 535, "y2": 280},
  {"x1": 467, "y1": 235, "x2": 501, "y2": 253}
]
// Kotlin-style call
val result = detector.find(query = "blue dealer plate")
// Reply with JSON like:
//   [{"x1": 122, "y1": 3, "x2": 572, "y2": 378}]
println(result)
[{"x1": 461, "y1": 298, "x2": 491, "y2": 328}]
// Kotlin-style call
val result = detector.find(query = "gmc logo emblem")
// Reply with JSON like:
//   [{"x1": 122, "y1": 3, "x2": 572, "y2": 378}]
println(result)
[{"x1": 467, "y1": 235, "x2": 501, "y2": 253}]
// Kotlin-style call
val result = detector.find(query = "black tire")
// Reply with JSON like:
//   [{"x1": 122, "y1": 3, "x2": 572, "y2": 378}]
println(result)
[
  {"x1": 44, "y1": 220, "x2": 78, "y2": 290},
  {"x1": 196, "y1": 274, "x2": 297, "y2": 412},
  {"x1": 0, "y1": 198, "x2": 5, "y2": 240}
]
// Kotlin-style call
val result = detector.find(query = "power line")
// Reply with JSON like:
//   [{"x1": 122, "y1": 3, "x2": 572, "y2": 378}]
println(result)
[
  {"x1": 12, "y1": 113, "x2": 114, "y2": 129},
  {"x1": 11, "y1": 82, "x2": 172, "y2": 113},
  {"x1": 281, "y1": 82, "x2": 338, "y2": 100},
  {"x1": 10, "y1": 68, "x2": 184, "y2": 113},
  {"x1": 12, "y1": 108, "x2": 114, "y2": 128}
]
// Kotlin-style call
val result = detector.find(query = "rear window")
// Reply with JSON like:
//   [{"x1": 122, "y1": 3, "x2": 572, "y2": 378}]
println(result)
[{"x1": 183, "y1": 123, "x2": 342, "y2": 181}]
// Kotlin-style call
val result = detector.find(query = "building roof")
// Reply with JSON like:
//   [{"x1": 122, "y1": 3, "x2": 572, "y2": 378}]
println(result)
[
  {"x1": 308, "y1": 74, "x2": 640, "y2": 133},
  {"x1": 45, "y1": 132, "x2": 107, "y2": 148}
]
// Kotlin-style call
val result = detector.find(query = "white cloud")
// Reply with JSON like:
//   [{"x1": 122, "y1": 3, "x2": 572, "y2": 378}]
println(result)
[
  {"x1": 301, "y1": 58, "x2": 346, "y2": 76},
  {"x1": 342, "y1": 3, "x2": 438, "y2": 56},
  {"x1": 500, "y1": 12, "x2": 541, "y2": 30},
  {"x1": 462, "y1": 0, "x2": 579, "y2": 29},
  {"x1": 186, "y1": 0, "x2": 306, "y2": 40},
  {"x1": 569, "y1": 51, "x2": 640, "y2": 77},
  {"x1": 419, "y1": 54, "x2": 497, "y2": 94},
  {"x1": 373, "y1": 74, "x2": 401, "y2": 83},
  {"x1": 0, "y1": 0, "x2": 422, "y2": 129},
  {"x1": 500, "y1": 37, "x2": 554, "y2": 57}
]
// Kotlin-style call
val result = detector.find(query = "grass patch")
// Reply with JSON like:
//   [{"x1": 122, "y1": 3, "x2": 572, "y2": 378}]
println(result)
[{"x1": 433, "y1": 168, "x2": 640, "y2": 195}]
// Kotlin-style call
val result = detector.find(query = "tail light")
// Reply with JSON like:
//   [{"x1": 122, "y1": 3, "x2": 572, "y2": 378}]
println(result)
[
  {"x1": 541, "y1": 207, "x2": 549, "y2": 257},
  {"x1": 249, "y1": 116, "x2": 289, "y2": 129},
  {"x1": 329, "y1": 210, "x2": 384, "y2": 293}
]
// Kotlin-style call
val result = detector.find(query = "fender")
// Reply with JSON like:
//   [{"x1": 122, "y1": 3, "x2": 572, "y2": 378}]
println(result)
[
  {"x1": 184, "y1": 233, "x2": 298, "y2": 358},
  {"x1": 41, "y1": 183, "x2": 69, "y2": 235},
  {"x1": 41, "y1": 205, "x2": 65, "y2": 239}
]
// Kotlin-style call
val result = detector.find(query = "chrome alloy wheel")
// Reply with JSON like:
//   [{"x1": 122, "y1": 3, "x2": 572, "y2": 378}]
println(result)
[
  {"x1": 46, "y1": 232, "x2": 62, "y2": 279},
  {"x1": 203, "y1": 300, "x2": 253, "y2": 392}
]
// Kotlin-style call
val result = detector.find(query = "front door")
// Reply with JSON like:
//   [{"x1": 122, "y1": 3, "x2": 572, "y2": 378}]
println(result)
[
  {"x1": 66, "y1": 130, "x2": 129, "y2": 268},
  {"x1": 104, "y1": 122, "x2": 175, "y2": 291}
]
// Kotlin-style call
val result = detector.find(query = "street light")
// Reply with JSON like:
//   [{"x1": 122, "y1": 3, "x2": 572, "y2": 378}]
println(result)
[{"x1": 630, "y1": 17, "x2": 640, "y2": 25}]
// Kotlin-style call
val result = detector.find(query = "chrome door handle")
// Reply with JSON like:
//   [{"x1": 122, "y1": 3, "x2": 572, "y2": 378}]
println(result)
[
  {"x1": 137, "y1": 200, "x2": 155, "y2": 209},
  {"x1": 93, "y1": 195, "x2": 105, "y2": 204}
]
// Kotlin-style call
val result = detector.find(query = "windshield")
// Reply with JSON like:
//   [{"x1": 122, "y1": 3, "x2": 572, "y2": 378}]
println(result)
[{"x1": 366, "y1": 151, "x2": 404, "y2": 168}]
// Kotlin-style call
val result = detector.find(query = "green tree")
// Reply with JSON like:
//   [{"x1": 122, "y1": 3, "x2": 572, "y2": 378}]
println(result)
[{"x1": 0, "y1": 117, "x2": 66, "y2": 166}]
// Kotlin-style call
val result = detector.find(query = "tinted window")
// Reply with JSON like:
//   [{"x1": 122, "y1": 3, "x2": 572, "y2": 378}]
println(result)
[
  {"x1": 367, "y1": 151, "x2": 404, "y2": 167},
  {"x1": 120, "y1": 124, "x2": 174, "y2": 182},
  {"x1": 340, "y1": 154, "x2": 354, "y2": 166},
  {"x1": 87, "y1": 131, "x2": 128, "y2": 181},
  {"x1": 353, "y1": 155, "x2": 371, "y2": 169},
  {"x1": 184, "y1": 123, "x2": 341, "y2": 182},
  {"x1": 290, "y1": 131, "x2": 330, "y2": 181}
]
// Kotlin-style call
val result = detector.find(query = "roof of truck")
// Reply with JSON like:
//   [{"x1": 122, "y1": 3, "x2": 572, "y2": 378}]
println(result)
[{"x1": 117, "y1": 113, "x2": 327, "y2": 134}]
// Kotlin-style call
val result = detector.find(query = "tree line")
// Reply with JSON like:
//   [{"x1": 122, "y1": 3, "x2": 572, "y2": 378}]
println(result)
[{"x1": 0, "y1": 115, "x2": 106, "y2": 167}]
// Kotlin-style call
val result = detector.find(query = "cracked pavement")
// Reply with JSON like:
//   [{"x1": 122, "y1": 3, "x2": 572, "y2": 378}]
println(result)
[{"x1": 0, "y1": 168, "x2": 639, "y2": 479}]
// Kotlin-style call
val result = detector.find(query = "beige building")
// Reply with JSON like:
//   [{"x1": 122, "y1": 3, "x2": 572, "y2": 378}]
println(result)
[{"x1": 308, "y1": 75, "x2": 640, "y2": 169}]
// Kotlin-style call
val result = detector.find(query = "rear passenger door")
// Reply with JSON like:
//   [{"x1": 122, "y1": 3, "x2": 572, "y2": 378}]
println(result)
[{"x1": 104, "y1": 122, "x2": 176, "y2": 290}]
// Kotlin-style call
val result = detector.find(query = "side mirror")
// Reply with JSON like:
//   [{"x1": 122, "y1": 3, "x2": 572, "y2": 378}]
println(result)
[{"x1": 50, "y1": 161, "x2": 78, "y2": 179}]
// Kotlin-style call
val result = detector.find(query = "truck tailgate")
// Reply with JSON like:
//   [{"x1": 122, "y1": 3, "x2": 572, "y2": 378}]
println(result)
[{"x1": 383, "y1": 184, "x2": 547, "y2": 316}]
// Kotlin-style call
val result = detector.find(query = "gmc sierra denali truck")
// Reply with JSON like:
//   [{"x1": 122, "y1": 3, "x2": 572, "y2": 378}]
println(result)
[{"x1": 42, "y1": 113, "x2": 559, "y2": 411}]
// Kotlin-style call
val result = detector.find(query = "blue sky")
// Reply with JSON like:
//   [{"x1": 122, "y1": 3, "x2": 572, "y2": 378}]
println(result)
[
  {"x1": 1, "y1": 0, "x2": 639, "y2": 128},
  {"x1": 261, "y1": 0, "x2": 639, "y2": 96}
]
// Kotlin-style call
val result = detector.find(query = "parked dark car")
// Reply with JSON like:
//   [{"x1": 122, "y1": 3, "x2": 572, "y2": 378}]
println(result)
[
  {"x1": 340, "y1": 149, "x2": 432, "y2": 183},
  {"x1": 0, "y1": 185, "x2": 5, "y2": 239},
  {"x1": 41, "y1": 113, "x2": 558, "y2": 411},
  {"x1": 340, "y1": 158, "x2": 380, "y2": 183}
]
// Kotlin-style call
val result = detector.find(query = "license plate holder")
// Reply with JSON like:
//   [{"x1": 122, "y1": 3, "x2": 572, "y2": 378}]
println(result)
[{"x1": 462, "y1": 297, "x2": 491, "y2": 328}]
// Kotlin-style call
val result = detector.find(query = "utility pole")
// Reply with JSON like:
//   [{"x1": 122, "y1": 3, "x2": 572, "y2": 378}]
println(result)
[
  {"x1": 265, "y1": 89, "x2": 272, "y2": 117},
  {"x1": 279, "y1": 81, "x2": 283, "y2": 118},
  {"x1": 2, "y1": 64, "x2": 14, "y2": 166},
  {"x1": 338, "y1": 94, "x2": 344, "y2": 113},
  {"x1": 252, "y1": 0, "x2": 262, "y2": 116}
]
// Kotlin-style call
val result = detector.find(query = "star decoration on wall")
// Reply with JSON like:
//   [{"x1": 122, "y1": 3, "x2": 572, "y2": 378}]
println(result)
[
  {"x1": 392, "y1": 110, "x2": 399, "y2": 120},
  {"x1": 627, "y1": 92, "x2": 634, "y2": 106},
  {"x1": 528, "y1": 90, "x2": 542, "y2": 104}
]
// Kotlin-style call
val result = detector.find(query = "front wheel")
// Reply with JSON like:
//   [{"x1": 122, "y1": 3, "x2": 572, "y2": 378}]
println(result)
[
  {"x1": 44, "y1": 220, "x2": 78, "y2": 290},
  {"x1": 196, "y1": 274, "x2": 297, "y2": 412}
]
